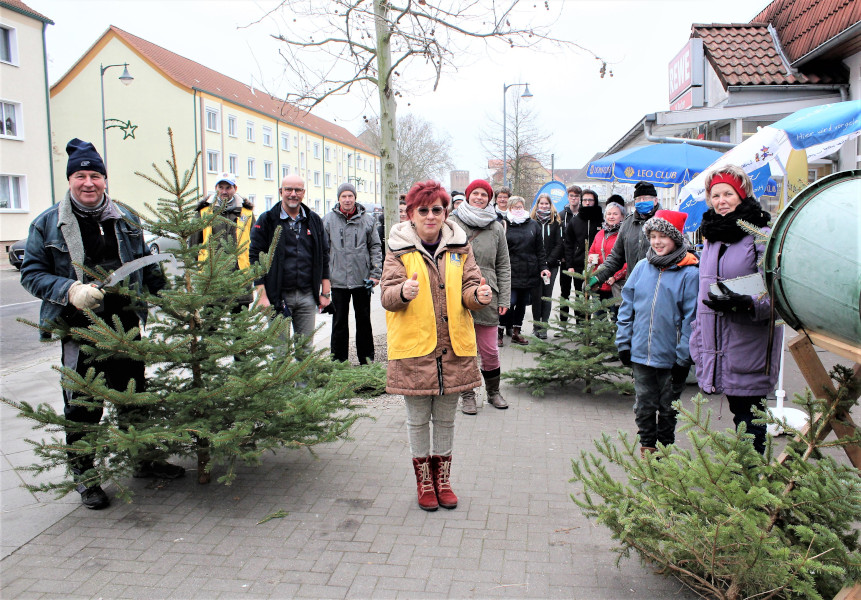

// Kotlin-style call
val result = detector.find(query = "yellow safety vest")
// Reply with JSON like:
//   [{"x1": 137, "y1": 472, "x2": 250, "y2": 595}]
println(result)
[
  {"x1": 386, "y1": 250, "x2": 477, "y2": 359},
  {"x1": 199, "y1": 204, "x2": 254, "y2": 270}
]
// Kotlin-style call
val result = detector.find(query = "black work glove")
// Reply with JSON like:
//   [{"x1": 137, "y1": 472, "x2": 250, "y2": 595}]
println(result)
[
  {"x1": 671, "y1": 363, "x2": 689, "y2": 384},
  {"x1": 618, "y1": 349, "x2": 632, "y2": 366},
  {"x1": 702, "y1": 281, "x2": 754, "y2": 314}
]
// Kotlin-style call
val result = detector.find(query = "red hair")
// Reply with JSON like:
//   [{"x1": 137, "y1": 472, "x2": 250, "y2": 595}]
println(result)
[{"x1": 405, "y1": 180, "x2": 450, "y2": 219}]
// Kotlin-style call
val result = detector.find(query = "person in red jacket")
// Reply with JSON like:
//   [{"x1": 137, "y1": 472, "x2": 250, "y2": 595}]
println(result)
[{"x1": 588, "y1": 198, "x2": 627, "y2": 316}]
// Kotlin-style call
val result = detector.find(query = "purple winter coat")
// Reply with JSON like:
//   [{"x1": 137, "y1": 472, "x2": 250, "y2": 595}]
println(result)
[{"x1": 689, "y1": 232, "x2": 782, "y2": 397}]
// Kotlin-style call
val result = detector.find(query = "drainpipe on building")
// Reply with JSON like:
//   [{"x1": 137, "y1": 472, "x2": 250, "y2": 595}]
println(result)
[
  {"x1": 193, "y1": 88, "x2": 200, "y2": 196},
  {"x1": 42, "y1": 22, "x2": 55, "y2": 204},
  {"x1": 644, "y1": 114, "x2": 736, "y2": 150},
  {"x1": 322, "y1": 135, "x2": 326, "y2": 208}
]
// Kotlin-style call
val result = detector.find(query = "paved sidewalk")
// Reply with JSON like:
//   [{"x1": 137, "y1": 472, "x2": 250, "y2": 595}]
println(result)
[{"x1": 1, "y1": 286, "x2": 854, "y2": 598}]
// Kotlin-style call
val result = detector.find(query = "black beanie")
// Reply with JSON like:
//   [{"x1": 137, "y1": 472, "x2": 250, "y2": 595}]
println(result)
[
  {"x1": 66, "y1": 138, "x2": 107, "y2": 179},
  {"x1": 633, "y1": 181, "x2": 657, "y2": 198},
  {"x1": 606, "y1": 194, "x2": 625, "y2": 208}
]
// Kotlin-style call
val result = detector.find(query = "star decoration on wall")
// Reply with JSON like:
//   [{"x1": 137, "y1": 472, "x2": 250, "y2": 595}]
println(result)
[{"x1": 105, "y1": 118, "x2": 138, "y2": 140}]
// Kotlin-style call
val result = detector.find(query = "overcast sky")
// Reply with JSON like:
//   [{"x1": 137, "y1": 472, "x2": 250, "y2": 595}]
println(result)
[{"x1": 28, "y1": 0, "x2": 760, "y2": 181}]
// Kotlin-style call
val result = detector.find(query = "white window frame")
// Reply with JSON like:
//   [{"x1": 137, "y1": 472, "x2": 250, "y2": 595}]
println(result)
[
  {"x1": 282, "y1": 164, "x2": 289, "y2": 178},
  {"x1": 246, "y1": 121, "x2": 255, "y2": 142},
  {"x1": 325, "y1": 147, "x2": 331, "y2": 162},
  {"x1": 206, "y1": 150, "x2": 220, "y2": 173},
  {"x1": 300, "y1": 152, "x2": 306, "y2": 169},
  {"x1": 325, "y1": 173, "x2": 332, "y2": 188},
  {"x1": 247, "y1": 157, "x2": 256, "y2": 178},
  {"x1": 262, "y1": 126, "x2": 273, "y2": 147},
  {"x1": 313, "y1": 171, "x2": 321, "y2": 187},
  {"x1": 228, "y1": 154, "x2": 238, "y2": 176},
  {"x1": 0, "y1": 25, "x2": 19, "y2": 66},
  {"x1": 247, "y1": 194, "x2": 256, "y2": 206},
  {"x1": 205, "y1": 108, "x2": 220, "y2": 133},
  {"x1": 0, "y1": 173, "x2": 26, "y2": 211},
  {"x1": 0, "y1": 100, "x2": 23, "y2": 140},
  {"x1": 293, "y1": 134, "x2": 298, "y2": 148},
  {"x1": 264, "y1": 161, "x2": 273, "y2": 181},
  {"x1": 227, "y1": 115, "x2": 237, "y2": 137},
  {"x1": 313, "y1": 143, "x2": 320, "y2": 159},
  {"x1": 281, "y1": 132, "x2": 289, "y2": 151},
  {"x1": 265, "y1": 195, "x2": 274, "y2": 210}
]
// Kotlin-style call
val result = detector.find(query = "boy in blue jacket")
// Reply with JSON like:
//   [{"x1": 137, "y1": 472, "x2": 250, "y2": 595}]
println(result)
[{"x1": 616, "y1": 210, "x2": 699, "y2": 457}]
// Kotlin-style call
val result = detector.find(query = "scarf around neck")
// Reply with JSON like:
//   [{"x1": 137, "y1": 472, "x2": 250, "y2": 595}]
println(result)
[
  {"x1": 70, "y1": 192, "x2": 123, "y2": 222},
  {"x1": 453, "y1": 201, "x2": 497, "y2": 228},
  {"x1": 602, "y1": 221, "x2": 621, "y2": 234},
  {"x1": 646, "y1": 240, "x2": 690, "y2": 269},
  {"x1": 700, "y1": 197, "x2": 770, "y2": 243},
  {"x1": 507, "y1": 209, "x2": 529, "y2": 225}
]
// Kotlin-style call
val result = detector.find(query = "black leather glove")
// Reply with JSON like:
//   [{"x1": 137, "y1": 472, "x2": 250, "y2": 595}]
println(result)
[
  {"x1": 702, "y1": 281, "x2": 754, "y2": 314},
  {"x1": 671, "y1": 363, "x2": 689, "y2": 384},
  {"x1": 618, "y1": 349, "x2": 632, "y2": 366}
]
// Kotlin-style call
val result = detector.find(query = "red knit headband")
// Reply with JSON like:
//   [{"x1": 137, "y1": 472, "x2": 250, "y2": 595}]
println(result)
[{"x1": 707, "y1": 172, "x2": 746, "y2": 200}]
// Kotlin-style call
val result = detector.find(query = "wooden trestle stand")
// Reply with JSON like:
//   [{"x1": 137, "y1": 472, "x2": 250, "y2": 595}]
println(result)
[{"x1": 778, "y1": 331, "x2": 860, "y2": 600}]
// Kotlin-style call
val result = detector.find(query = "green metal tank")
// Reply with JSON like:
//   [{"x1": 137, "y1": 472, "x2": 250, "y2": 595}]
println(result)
[{"x1": 764, "y1": 169, "x2": 861, "y2": 349}]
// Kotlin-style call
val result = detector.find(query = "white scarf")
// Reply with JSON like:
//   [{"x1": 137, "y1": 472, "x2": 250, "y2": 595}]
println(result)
[
  {"x1": 453, "y1": 201, "x2": 497, "y2": 228},
  {"x1": 508, "y1": 209, "x2": 529, "y2": 225}
]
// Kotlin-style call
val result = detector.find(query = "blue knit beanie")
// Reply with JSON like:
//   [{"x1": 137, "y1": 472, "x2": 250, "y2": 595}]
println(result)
[{"x1": 66, "y1": 138, "x2": 107, "y2": 179}]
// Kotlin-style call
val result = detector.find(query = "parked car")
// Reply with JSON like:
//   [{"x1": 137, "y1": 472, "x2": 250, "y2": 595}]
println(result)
[
  {"x1": 8, "y1": 239, "x2": 25, "y2": 269},
  {"x1": 145, "y1": 232, "x2": 182, "y2": 255}
]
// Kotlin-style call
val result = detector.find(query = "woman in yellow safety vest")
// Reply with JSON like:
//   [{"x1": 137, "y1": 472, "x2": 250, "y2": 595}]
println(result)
[{"x1": 381, "y1": 180, "x2": 492, "y2": 512}]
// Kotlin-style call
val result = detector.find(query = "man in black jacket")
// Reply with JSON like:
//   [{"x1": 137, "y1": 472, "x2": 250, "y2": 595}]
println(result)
[
  {"x1": 250, "y1": 175, "x2": 331, "y2": 352},
  {"x1": 558, "y1": 185, "x2": 581, "y2": 322}
]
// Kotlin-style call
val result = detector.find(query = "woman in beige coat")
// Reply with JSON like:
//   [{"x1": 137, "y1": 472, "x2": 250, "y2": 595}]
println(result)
[
  {"x1": 448, "y1": 179, "x2": 512, "y2": 414},
  {"x1": 382, "y1": 180, "x2": 491, "y2": 511}
]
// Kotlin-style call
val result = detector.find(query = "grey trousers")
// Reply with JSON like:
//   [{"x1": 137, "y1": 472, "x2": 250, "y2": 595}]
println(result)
[
  {"x1": 403, "y1": 393, "x2": 458, "y2": 458},
  {"x1": 280, "y1": 288, "x2": 318, "y2": 354}
]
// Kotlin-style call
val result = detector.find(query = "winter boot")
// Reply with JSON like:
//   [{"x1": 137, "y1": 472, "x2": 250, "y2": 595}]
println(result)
[
  {"x1": 483, "y1": 368, "x2": 508, "y2": 409},
  {"x1": 431, "y1": 455, "x2": 458, "y2": 509},
  {"x1": 71, "y1": 466, "x2": 110, "y2": 510},
  {"x1": 511, "y1": 326, "x2": 529, "y2": 345},
  {"x1": 497, "y1": 327, "x2": 505, "y2": 347},
  {"x1": 640, "y1": 446, "x2": 657, "y2": 459},
  {"x1": 412, "y1": 457, "x2": 438, "y2": 511},
  {"x1": 460, "y1": 390, "x2": 477, "y2": 415}
]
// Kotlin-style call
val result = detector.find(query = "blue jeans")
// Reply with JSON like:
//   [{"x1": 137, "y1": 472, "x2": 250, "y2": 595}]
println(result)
[
  {"x1": 631, "y1": 363, "x2": 685, "y2": 448},
  {"x1": 500, "y1": 287, "x2": 532, "y2": 328}
]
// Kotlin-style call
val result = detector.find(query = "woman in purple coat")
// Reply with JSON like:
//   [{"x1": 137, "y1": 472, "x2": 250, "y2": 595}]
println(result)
[{"x1": 689, "y1": 165, "x2": 779, "y2": 454}]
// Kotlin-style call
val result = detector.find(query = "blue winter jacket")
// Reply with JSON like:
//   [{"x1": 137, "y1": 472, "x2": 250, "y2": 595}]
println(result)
[
  {"x1": 20, "y1": 192, "x2": 165, "y2": 335},
  {"x1": 615, "y1": 253, "x2": 699, "y2": 369}
]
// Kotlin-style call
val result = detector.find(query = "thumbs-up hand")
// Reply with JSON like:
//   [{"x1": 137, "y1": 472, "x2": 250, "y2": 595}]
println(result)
[
  {"x1": 402, "y1": 272, "x2": 420, "y2": 301},
  {"x1": 476, "y1": 276, "x2": 492, "y2": 305}
]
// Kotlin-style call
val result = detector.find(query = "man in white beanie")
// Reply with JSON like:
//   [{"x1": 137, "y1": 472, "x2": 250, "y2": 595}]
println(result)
[{"x1": 321, "y1": 182, "x2": 382, "y2": 364}]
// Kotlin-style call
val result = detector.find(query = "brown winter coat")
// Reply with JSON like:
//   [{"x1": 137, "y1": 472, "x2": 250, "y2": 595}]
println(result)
[{"x1": 382, "y1": 220, "x2": 484, "y2": 396}]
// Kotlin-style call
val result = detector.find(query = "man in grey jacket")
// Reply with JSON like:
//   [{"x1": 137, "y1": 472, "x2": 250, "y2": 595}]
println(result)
[{"x1": 322, "y1": 183, "x2": 383, "y2": 364}]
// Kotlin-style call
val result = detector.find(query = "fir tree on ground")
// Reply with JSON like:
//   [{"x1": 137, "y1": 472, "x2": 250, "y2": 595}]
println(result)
[
  {"x1": 503, "y1": 268, "x2": 633, "y2": 396},
  {"x1": 4, "y1": 129, "x2": 380, "y2": 498},
  {"x1": 570, "y1": 365, "x2": 861, "y2": 600}
]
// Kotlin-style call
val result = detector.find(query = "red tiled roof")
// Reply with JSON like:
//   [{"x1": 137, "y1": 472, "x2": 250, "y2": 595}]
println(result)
[
  {"x1": 753, "y1": 0, "x2": 861, "y2": 64},
  {"x1": 107, "y1": 26, "x2": 374, "y2": 154},
  {"x1": 691, "y1": 23, "x2": 844, "y2": 86},
  {"x1": 0, "y1": 0, "x2": 53, "y2": 23}
]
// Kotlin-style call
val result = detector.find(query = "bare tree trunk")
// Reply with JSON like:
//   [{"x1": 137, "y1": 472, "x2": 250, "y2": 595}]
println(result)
[{"x1": 374, "y1": 0, "x2": 399, "y2": 241}]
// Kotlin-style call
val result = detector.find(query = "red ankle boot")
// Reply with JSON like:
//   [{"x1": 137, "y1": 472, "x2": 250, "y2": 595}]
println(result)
[
  {"x1": 412, "y1": 457, "x2": 438, "y2": 511},
  {"x1": 431, "y1": 455, "x2": 458, "y2": 509}
]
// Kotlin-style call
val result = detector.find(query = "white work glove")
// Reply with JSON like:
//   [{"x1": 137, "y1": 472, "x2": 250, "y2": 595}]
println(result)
[{"x1": 68, "y1": 281, "x2": 105, "y2": 311}]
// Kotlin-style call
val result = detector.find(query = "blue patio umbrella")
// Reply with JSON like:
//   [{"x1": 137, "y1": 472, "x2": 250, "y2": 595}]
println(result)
[{"x1": 586, "y1": 143, "x2": 724, "y2": 187}]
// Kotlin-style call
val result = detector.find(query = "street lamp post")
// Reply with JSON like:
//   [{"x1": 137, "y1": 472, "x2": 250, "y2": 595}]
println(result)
[
  {"x1": 502, "y1": 82, "x2": 532, "y2": 189},
  {"x1": 99, "y1": 62, "x2": 134, "y2": 175}
]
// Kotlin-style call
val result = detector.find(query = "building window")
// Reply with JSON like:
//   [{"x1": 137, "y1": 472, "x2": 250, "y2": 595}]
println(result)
[
  {"x1": 281, "y1": 132, "x2": 289, "y2": 151},
  {"x1": 325, "y1": 173, "x2": 332, "y2": 188},
  {"x1": 247, "y1": 157, "x2": 255, "y2": 178},
  {"x1": 0, "y1": 26, "x2": 18, "y2": 65},
  {"x1": 206, "y1": 150, "x2": 220, "y2": 173},
  {"x1": 293, "y1": 134, "x2": 298, "y2": 148},
  {"x1": 0, "y1": 101, "x2": 21, "y2": 138},
  {"x1": 264, "y1": 161, "x2": 273, "y2": 180},
  {"x1": 347, "y1": 153, "x2": 353, "y2": 168},
  {"x1": 227, "y1": 115, "x2": 237, "y2": 137},
  {"x1": 228, "y1": 154, "x2": 238, "y2": 175},
  {"x1": 325, "y1": 147, "x2": 331, "y2": 162},
  {"x1": 262, "y1": 126, "x2": 273, "y2": 147},
  {"x1": 313, "y1": 143, "x2": 320, "y2": 159},
  {"x1": 314, "y1": 199, "x2": 321, "y2": 213},
  {"x1": 247, "y1": 194, "x2": 256, "y2": 206},
  {"x1": 205, "y1": 108, "x2": 220, "y2": 132},
  {"x1": 282, "y1": 164, "x2": 289, "y2": 178},
  {"x1": 313, "y1": 171, "x2": 321, "y2": 186},
  {"x1": 265, "y1": 195, "x2": 274, "y2": 209},
  {"x1": 0, "y1": 174, "x2": 24, "y2": 209},
  {"x1": 246, "y1": 121, "x2": 255, "y2": 142},
  {"x1": 300, "y1": 152, "x2": 306, "y2": 169}
]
